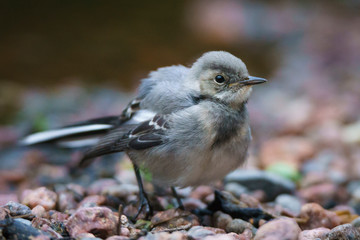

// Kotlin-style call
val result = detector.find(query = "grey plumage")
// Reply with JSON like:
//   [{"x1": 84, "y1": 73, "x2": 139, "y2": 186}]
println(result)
[{"x1": 22, "y1": 51, "x2": 267, "y2": 188}]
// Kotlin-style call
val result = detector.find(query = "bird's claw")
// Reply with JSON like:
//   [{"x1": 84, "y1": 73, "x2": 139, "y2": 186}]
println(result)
[{"x1": 134, "y1": 194, "x2": 153, "y2": 219}]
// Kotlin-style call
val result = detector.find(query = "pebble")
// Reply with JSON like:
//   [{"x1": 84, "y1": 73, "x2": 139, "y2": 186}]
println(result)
[
  {"x1": 298, "y1": 182, "x2": 338, "y2": 206},
  {"x1": 225, "y1": 170, "x2": 295, "y2": 201},
  {"x1": 58, "y1": 192, "x2": 77, "y2": 212},
  {"x1": 190, "y1": 186, "x2": 214, "y2": 201},
  {"x1": 139, "y1": 231, "x2": 187, "y2": 240},
  {"x1": 351, "y1": 216, "x2": 360, "y2": 228},
  {"x1": 213, "y1": 211, "x2": 233, "y2": 230},
  {"x1": 49, "y1": 210, "x2": 69, "y2": 221},
  {"x1": 182, "y1": 198, "x2": 207, "y2": 211},
  {"x1": 66, "y1": 183, "x2": 86, "y2": 199},
  {"x1": 254, "y1": 218, "x2": 301, "y2": 240},
  {"x1": 32, "y1": 205, "x2": 48, "y2": 218},
  {"x1": 0, "y1": 207, "x2": 10, "y2": 220},
  {"x1": 75, "y1": 233, "x2": 102, "y2": 239},
  {"x1": 151, "y1": 209, "x2": 199, "y2": 232},
  {"x1": 87, "y1": 178, "x2": 119, "y2": 195},
  {"x1": 187, "y1": 226, "x2": 217, "y2": 239},
  {"x1": 298, "y1": 203, "x2": 341, "y2": 230},
  {"x1": 323, "y1": 223, "x2": 360, "y2": 240},
  {"x1": 203, "y1": 233, "x2": 246, "y2": 240},
  {"x1": 106, "y1": 236, "x2": 131, "y2": 240},
  {"x1": 298, "y1": 227, "x2": 330, "y2": 240},
  {"x1": 225, "y1": 218, "x2": 256, "y2": 235},
  {"x1": 65, "y1": 206, "x2": 118, "y2": 238},
  {"x1": 275, "y1": 194, "x2": 302, "y2": 216},
  {"x1": 101, "y1": 183, "x2": 139, "y2": 198},
  {"x1": 79, "y1": 195, "x2": 107, "y2": 208},
  {"x1": 342, "y1": 120, "x2": 360, "y2": 144},
  {"x1": 224, "y1": 182, "x2": 249, "y2": 197},
  {"x1": 21, "y1": 187, "x2": 57, "y2": 210},
  {"x1": 32, "y1": 217, "x2": 63, "y2": 238},
  {"x1": 14, "y1": 217, "x2": 32, "y2": 225},
  {"x1": 3, "y1": 201, "x2": 32, "y2": 217}
]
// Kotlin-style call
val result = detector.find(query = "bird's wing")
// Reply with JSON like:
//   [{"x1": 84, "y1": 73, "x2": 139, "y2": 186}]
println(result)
[
  {"x1": 21, "y1": 66, "x2": 194, "y2": 146},
  {"x1": 79, "y1": 114, "x2": 169, "y2": 167}
]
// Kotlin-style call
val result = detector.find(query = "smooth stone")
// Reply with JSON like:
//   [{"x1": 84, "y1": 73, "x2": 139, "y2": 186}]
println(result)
[{"x1": 225, "y1": 169, "x2": 295, "y2": 201}]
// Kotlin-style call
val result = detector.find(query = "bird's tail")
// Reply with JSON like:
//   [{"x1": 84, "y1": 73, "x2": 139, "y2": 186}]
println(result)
[{"x1": 20, "y1": 116, "x2": 120, "y2": 148}]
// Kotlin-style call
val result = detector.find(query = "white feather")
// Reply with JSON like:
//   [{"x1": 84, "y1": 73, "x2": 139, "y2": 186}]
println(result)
[
  {"x1": 126, "y1": 110, "x2": 156, "y2": 124},
  {"x1": 20, "y1": 124, "x2": 112, "y2": 145},
  {"x1": 57, "y1": 138, "x2": 100, "y2": 148}
]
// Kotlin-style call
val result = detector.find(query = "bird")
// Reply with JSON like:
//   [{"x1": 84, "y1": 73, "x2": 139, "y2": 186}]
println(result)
[{"x1": 21, "y1": 51, "x2": 267, "y2": 218}]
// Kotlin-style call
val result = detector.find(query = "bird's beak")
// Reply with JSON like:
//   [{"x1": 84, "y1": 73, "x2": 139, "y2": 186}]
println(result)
[{"x1": 240, "y1": 76, "x2": 267, "y2": 86}]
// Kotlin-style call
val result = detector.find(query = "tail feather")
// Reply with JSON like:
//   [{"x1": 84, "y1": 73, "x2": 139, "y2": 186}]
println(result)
[
  {"x1": 20, "y1": 124, "x2": 112, "y2": 146},
  {"x1": 79, "y1": 125, "x2": 135, "y2": 167}
]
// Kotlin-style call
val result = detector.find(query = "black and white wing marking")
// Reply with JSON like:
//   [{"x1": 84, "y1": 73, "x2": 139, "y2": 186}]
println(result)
[
  {"x1": 79, "y1": 115, "x2": 169, "y2": 167},
  {"x1": 127, "y1": 115, "x2": 169, "y2": 150}
]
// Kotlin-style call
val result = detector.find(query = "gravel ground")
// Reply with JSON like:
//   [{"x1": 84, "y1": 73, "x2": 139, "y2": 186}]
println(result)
[{"x1": 1, "y1": 3, "x2": 360, "y2": 238}]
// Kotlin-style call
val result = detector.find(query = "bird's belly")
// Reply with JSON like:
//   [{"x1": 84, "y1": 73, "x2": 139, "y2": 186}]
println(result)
[{"x1": 131, "y1": 142, "x2": 248, "y2": 188}]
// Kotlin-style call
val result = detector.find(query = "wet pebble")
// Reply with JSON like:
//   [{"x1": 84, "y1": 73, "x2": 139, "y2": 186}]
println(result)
[
  {"x1": 254, "y1": 217, "x2": 301, "y2": 240},
  {"x1": 65, "y1": 206, "x2": 118, "y2": 238},
  {"x1": 21, "y1": 187, "x2": 57, "y2": 210}
]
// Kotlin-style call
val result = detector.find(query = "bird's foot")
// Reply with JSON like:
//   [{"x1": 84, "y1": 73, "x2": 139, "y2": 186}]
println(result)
[
  {"x1": 134, "y1": 192, "x2": 153, "y2": 220},
  {"x1": 171, "y1": 186, "x2": 185, "y2": 210}
]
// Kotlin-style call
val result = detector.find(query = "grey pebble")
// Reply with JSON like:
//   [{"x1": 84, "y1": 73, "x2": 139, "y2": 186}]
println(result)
[
  {"x1": 225, "y1": 218, "x2": 256, "y2": 235},
  {"x1": 187, "y1": 226, "x2": 215, "y2": 239},
  {"x1": 225, "y1": 169, "x2": 295, "y2": 201},
  {"x1": 275, "y1": 194, "x2": 302, "y2": 215},
  {"x1": 3, "y1": 201, "x2": 32, "y2": 217},
  {"x1": 224, "y1": 182, "x2": 248, "y2": 197}
]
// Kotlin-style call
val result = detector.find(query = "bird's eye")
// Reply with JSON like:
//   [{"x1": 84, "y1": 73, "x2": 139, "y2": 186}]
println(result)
[{"x1": 214, "y1": 75, "x2": 225, "y2": 84}]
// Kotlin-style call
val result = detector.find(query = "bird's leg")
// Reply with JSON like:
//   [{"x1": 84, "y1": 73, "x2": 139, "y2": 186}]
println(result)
[
  {"x1": 133, "y1": 163, "x2": 153, "y2": 219},
  {"x1": 171, "y1": 186, "x2": 185, "y2": 210}
]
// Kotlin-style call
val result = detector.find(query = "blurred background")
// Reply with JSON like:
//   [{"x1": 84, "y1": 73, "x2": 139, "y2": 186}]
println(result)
[{"x1": 0, "y1": 0, "x2": 360, "y2": 206}]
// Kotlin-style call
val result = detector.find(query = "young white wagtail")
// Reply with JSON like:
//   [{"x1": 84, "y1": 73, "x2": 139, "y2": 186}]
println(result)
[{"x1": 22, "y1": 51, "x2": 267, "y2": 217}]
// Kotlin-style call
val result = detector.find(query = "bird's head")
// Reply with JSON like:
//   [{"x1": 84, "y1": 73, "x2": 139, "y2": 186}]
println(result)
[{"x1": 190, "y1": 51, "x2": 267, "y2": 108}]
